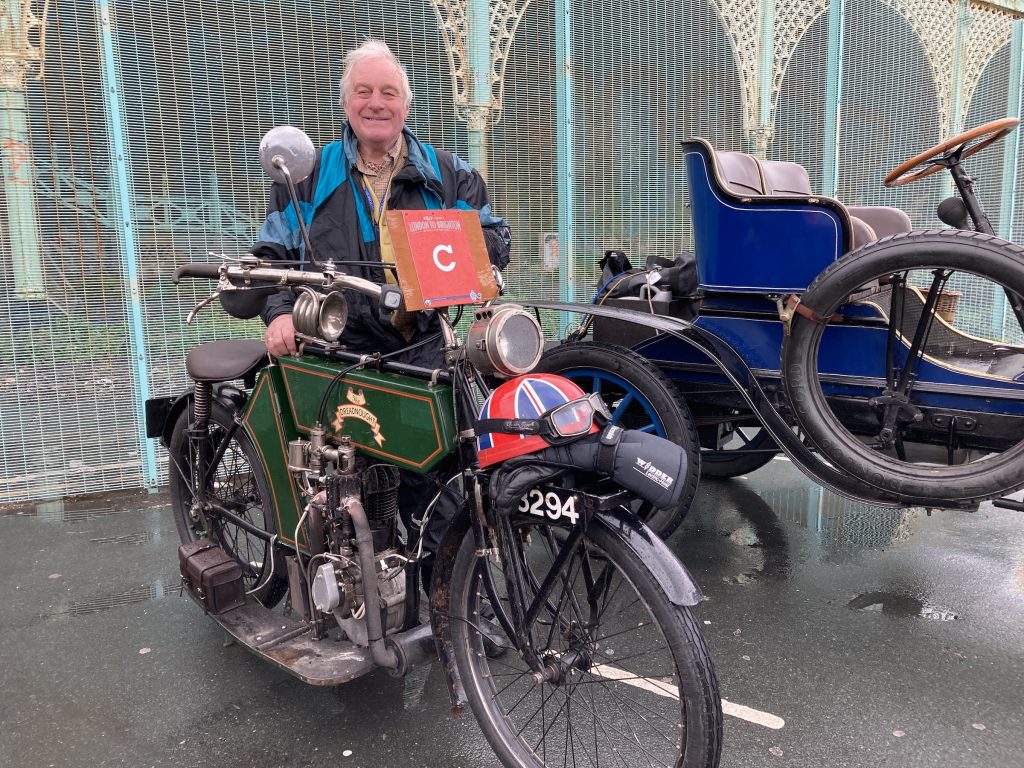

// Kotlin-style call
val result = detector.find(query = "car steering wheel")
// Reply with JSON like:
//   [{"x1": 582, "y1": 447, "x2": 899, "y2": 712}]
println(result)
[{"x1": 883, "y1": 117, "x2": 1020, "y2": 188}]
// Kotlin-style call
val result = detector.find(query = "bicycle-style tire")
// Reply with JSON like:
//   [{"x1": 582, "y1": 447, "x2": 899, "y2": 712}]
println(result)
[
  {"x1": 782, "y1": 229, "x2": 1024, "y2": 504},
  {"x1": 449, "y1": 512, "x2": 722, "y2": 768},
  {"x1": 168, "y1": 400, "x2": 288, "y2": 607},
  {"x1": 537, "y1": 341, "x2": 701, "y2": 537}
]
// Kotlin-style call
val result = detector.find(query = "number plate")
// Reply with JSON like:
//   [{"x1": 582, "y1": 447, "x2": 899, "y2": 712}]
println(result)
[{"x1": 517, "y1": 485, "x2": 583, "y2": 525}]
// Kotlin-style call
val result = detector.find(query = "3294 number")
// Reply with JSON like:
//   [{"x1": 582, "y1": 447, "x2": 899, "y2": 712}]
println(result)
[{"x1": 517, "y1": 488, "x2": 579, "y2": 524}]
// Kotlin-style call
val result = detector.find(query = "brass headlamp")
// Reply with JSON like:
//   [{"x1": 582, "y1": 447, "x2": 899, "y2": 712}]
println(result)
[
  {"x1": 292, "y1": 287, "x2": 348, "y2": 342},
  {"x1": 466, "y1": 304, "x2": 544, "y2": 378}
]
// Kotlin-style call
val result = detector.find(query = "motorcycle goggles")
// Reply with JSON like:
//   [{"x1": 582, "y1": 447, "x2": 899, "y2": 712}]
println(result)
[{"x1": 476, "y1": 393, "x2": 612, "y2": 443}]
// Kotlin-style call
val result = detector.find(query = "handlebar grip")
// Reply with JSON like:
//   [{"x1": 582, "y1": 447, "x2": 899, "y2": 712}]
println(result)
[{"x1": 172, "y1": 263, "x2": 222, "y2": 284}]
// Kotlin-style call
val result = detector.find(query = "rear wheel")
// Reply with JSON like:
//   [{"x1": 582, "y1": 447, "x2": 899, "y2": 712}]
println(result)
[
  {"x1": 450, "y1": 513, "x2": 722, "y2": 768},
  {"x1": 783, "y1": 229, "x2": 1024, "y2": 504},
  {"x1": 700, "y1": 420, "x2": 779, "y2": 478},
  {"x1": 168, "y1": 399, "x2": 287, "y2": 607},
  {"x1": 538, "y1": 341, "x2": 700, "y2": 537}
]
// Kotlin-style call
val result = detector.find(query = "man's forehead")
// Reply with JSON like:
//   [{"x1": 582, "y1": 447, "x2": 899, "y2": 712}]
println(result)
[{"x1": 349, "y1": 57, "x2": 403, "y2": 87}]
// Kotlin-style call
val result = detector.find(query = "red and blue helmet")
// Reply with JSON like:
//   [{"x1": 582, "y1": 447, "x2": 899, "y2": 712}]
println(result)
[{"x1": 476, "y1": 374, "x2": 601, "y2": 467}]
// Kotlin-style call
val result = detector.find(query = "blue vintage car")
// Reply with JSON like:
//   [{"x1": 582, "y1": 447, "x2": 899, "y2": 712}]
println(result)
[{"x1": 539, "y1": 117, "x2": 1024, "y2": 529}]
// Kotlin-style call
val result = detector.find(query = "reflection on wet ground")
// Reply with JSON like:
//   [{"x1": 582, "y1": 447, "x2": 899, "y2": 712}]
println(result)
[
  {"x1": 1, "y1": 471, "x2": 1022, "y2": 767},
  {"x1": 847, "y1": 591, "x2": 959, "y2": 621},
  {"x1": 676, "y1": 469, "x2": 927, "y2": 588},
  {"x1": 665, "y1": 461, "x2": 1024, "y2": 766}
]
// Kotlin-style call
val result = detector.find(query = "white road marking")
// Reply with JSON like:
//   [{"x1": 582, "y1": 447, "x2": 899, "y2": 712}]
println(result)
[
  {"x1": 720, "y1": 698, "x2": 786, "y2": 729},
  {"x1": 591, "y1": 664, "x2": 786, "y2": 730},
  {"x1": 772, "y1": 455, "x2": 791, "y2": 462}
]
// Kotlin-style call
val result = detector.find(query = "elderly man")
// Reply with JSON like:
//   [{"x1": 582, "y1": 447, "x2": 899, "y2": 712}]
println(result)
[
  {"x1": 254, "y1": 38, "x2": 511, "y2": 366},
  {"x1": 251, "y1": 39, "x2": 510, "y2": 588}
]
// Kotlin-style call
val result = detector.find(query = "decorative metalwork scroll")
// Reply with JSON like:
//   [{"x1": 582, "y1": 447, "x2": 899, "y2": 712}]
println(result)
[
  {"x1": 880, "y1": 0, "x2": 1014, "y2": 135},
  {"x1": 429, "y1": 0, "x2": 532, "y2": 127},
  {"x1": 959, "y1": 3, "x2": 1014, "y2": 128},
  {"x1": 710, "y1": 0, "x2": 829, "y2": 155},
  {"x1": 0, "y1": 0, "x2": 48, "y2": 91}
]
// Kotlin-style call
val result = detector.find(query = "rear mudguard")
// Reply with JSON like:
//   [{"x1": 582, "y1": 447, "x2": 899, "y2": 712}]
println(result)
[
  {"x1": 149, "y1": 384, "x2": 249, "y2": 448},
  {"x1": 428, "y1": 497, "x2": 703, "y2": 712}
]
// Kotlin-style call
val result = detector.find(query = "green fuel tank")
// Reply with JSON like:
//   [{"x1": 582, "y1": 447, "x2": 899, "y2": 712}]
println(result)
[{"x1": 242, "y1": 356, "x2": 458, "y2": 548}]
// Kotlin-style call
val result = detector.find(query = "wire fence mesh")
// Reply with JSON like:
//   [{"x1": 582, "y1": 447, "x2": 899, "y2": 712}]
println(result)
[{"x1": 0, "y1": 0, "x2": 1021, "y2": 502}]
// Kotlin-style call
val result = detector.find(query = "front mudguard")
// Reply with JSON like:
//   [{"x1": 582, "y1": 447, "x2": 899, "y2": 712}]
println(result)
[{"x1": 427, "y1": 495, "x2": 704, "y2": 712}]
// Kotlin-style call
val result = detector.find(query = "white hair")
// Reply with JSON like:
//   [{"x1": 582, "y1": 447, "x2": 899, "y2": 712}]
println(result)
[{"x1": 338, "y1": 39, "x2": 413, "y2": 107}]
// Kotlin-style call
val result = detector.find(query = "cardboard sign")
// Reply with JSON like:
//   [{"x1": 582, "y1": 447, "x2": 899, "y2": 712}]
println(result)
[{"x1": 386, "y1": 209, "x2": 498, "y2": 310}]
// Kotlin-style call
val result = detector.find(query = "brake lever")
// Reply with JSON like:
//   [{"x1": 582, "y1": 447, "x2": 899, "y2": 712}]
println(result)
[{"x1": 186, "y1": 288, "x2": 221, "y2": 324}]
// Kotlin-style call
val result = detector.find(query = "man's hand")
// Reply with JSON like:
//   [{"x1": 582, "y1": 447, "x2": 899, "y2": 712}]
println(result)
[{"x1": 264, "y1": 314, "x2": 298, "y2": 356}]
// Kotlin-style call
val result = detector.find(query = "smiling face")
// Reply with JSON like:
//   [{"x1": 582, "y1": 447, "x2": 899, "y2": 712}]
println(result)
[{"x1": 344, "y1": 56, "x2": 410, "y2": 156}]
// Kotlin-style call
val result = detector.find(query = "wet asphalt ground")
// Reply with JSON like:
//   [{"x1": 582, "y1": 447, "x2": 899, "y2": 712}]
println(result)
[{"x1": 1, "y1": 456, "x2": 1022, "y2": 768}]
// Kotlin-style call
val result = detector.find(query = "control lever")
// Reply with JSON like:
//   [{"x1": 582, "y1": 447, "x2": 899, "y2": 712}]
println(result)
[{"x1": 186, "y1": 288, "x2": 221, "y2": 324}]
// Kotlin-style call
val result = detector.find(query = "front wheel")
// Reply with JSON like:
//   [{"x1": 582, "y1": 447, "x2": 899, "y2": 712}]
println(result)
[
  {"x1": 537, "y1": 341, "x2": 701, "y2": 537},
  {"x1": 168, "y1": 399, "x2": 288, "y2": 607},
  {"x1": 450, "y1": 513, "x2": 722, "y2": 768}
]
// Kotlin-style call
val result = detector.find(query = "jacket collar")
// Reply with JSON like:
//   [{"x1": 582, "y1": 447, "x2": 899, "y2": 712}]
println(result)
[{"x1": 342, "y1": 124, "x2": 441, "y2": 186}]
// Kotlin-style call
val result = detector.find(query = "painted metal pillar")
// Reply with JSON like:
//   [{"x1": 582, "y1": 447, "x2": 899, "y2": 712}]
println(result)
[
  {"x1": 998, "y1": 19, "x2": 1023, "y2": 243},
  {"x1": 943, "y1": 0, "x2": 972, "y2": 200},
  {"x1": 466, "y1": 0, "x2": 491, "y2": 179},
  {"x1": 0, "y1": 89, "x2": 44, "y2": 297},
  {"x1": 97, "y1": 0, "x2": 158, "y2": 491},
  {"x1": 950, "y1": 0, "x2": 970, "y2": 138},
  {"x1": 993, "y1": 18, "x2": 1023, "y2": 339},
  {"x1": 823, "y1": 0, "x2": 845, "y2": 198},
  {"x1": 0, "y1": 1, "x2": 45, "y2": 298},
  {"x1": 751, "y1": 0, "x2": 776, "y2": 158},
  {"x1": 555, "y1": 0, "x2": 575, "y2": 308}
]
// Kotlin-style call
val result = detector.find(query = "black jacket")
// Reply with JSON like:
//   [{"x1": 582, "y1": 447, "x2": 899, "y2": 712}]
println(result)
[{"x1": 253, "y1": 124, "x2": 511, "y2": 366}]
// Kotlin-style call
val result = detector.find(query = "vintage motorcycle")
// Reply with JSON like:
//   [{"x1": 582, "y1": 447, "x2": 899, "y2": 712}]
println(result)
[
  {"x1": 145, "y1": 127, "x2": 723, "y2": 768},
  {"x1": 540, "y1": 117, "x2": 1024, "y2": 513}
]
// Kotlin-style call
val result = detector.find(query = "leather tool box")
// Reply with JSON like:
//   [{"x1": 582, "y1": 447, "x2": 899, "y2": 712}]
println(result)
[{"x1": 178, "y1": 540, "x2": 245, "y2": 614}]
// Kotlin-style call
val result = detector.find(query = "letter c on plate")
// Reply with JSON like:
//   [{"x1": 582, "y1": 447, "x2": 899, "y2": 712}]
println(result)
[{"x1": 432, "y1": 244, "x2": 456, "y2": 272}]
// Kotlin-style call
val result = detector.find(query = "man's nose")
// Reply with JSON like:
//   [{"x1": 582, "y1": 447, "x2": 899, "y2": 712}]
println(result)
[{"x1": 366, "y1": 91, "x2": 386, "y2": 109}]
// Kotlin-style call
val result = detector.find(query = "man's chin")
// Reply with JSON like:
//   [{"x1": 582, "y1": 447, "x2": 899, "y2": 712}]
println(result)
[{"x1": 358, "y1": 129, "x2": 399, "y2": 146}]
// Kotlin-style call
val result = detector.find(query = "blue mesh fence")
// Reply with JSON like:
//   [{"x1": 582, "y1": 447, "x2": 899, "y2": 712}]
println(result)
[{"x1": 0, "y1": 0, "x2": 1021, "y2": 502}]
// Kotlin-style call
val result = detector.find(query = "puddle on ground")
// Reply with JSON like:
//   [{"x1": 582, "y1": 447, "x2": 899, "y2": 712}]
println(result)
[
  {"x1": 60, "y1": 575, "x2": 179, "y2": 617},
  {"x1": 848, "y1": 591, "x2": 958, "y2": 621}
]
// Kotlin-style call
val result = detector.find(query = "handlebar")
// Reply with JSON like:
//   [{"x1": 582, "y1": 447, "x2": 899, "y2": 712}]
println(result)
[{"x1": 172, "y1": 261, "x2": 383, "y2": 300}]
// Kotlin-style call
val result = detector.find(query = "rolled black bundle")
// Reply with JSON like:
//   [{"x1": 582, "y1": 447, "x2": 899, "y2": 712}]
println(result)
[
  {"x1": 538, "y1": 425, "x2": 687, "y2": 510},
  {"x1": 488, "y1": 425, "x2": 688, "y2": 517}
]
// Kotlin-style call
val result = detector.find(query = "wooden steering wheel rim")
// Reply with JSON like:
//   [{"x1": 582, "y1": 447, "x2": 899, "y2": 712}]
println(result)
[{"x1": 883, "y1": 117, "x2": 1021, "y2": 188}]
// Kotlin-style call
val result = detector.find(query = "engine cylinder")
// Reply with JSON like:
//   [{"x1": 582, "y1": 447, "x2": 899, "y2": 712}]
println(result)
[{"x1": 362, "y1": 464, "x2": 401, "y2": 551}]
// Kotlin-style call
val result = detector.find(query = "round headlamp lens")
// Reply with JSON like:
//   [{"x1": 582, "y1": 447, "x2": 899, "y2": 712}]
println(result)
[
  {"x1": 494, "y1": 312, "x2": 543, "y2": 374},
  {"x1": 317, "y1": 291, "x2": 348, "y2": 341}
]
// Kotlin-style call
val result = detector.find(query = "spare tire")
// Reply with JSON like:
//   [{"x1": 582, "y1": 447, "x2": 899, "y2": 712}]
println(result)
[{"x1": 782, "y1": 229, "x2": 1024, "y2": 505}]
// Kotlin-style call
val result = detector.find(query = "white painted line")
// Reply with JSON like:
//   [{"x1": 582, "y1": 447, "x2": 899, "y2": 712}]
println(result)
[
  {"x1": 772, "y1": 455, "x2": 791, "y2": 462},
  {"x1": 721, "y1": 698, "x2": 786, "y2": 730},
  {"x1": 591, "y1": 664, "x2": 785, "y2": 730}
]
